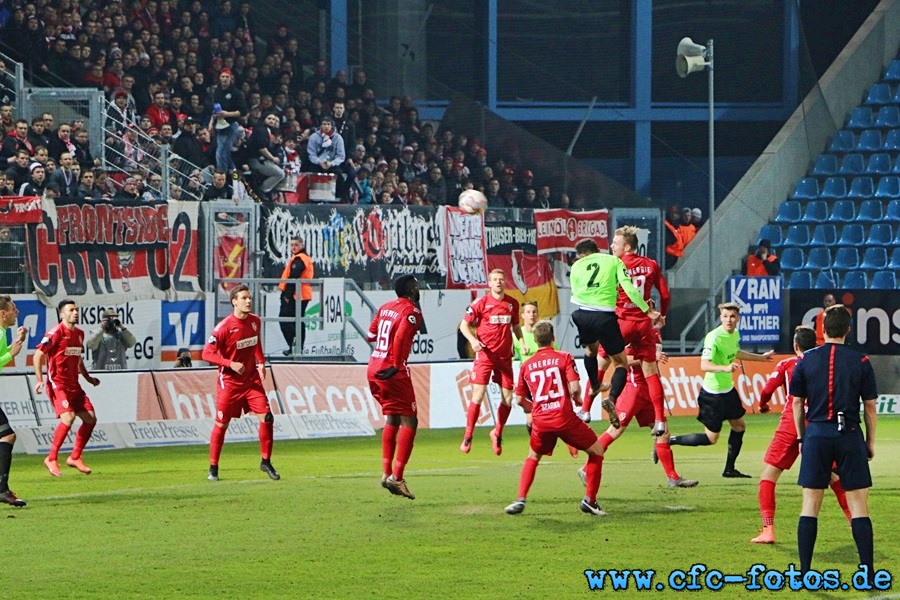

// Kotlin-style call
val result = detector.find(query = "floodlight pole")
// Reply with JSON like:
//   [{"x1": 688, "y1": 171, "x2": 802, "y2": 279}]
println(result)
[{"x1": 706, "y1": 39, "x2": 715, "y2": 325}]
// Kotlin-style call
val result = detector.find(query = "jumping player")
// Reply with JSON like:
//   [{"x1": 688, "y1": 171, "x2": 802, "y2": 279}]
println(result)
[
  {"x1": 34, "y1": 299, "x2": 101, "y2": 476},
  {"x1": 367, "y1": 275, "x2": 423, "y2": 500},
  {"x1": 202, "y1": 284, "x2": 280, "y2": 482},
  {"x1": 505, "y1": 320, "x2": 607, "y2": 516}
]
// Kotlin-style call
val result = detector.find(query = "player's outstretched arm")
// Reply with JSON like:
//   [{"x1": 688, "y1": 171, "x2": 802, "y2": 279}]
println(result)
[
  {"x1": 32, "y1": 348, "x2": 45, "y2": 394},
  {"x1": 737, "y1": 349, "x2": 774, "y2": 362}
]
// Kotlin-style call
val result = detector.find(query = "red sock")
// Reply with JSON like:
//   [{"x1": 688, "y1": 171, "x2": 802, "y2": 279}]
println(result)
[
  {"x1": 599, "y1": 432, "x2": 614, "y2": 451},
  {"x1": 584, "y1": 454, "x2": 604, "y2": 503},
  {"x1": 656, "y1": 442, "x2": 678, "y2": 480},
  {"x1": 259, "y1": 420, "x2": 274, "y2": 460},
  {"x1": 70, "y1": 421, "x2": 95, "y2": 460},
  {"x1": 646, "y1": 374, "x2": 666, "y2": 422},
  {"x1": 830, "y1": 479, "x2": 851, "y2": 521},
  {"x1": 49, "y1": 422, "x2": 71, "y2": 461},
  {"x1": 393, "y1": 426, "x2": 416, "y2": 480},
  {"x1": 582, "y1": 369, "x2": 606, "y2": 412},
  {"x1": 516, "y1": 456, "x2": 539, "y2": 500},
  {"x1": 759, "y1": 479, "x2": 776, "y2": 526},
  {"x1": 495, "y1": 402, "x2": 511, "y2": 436},
  {"x1": 209, "y1": 422, "x2": 227, "y2": 466},
  {"x1": 381, "y1": 424, "x2": 398, "y2": 477},
  {"x1": 464, "y1": 402, "x2": 480, "y2": 439}
]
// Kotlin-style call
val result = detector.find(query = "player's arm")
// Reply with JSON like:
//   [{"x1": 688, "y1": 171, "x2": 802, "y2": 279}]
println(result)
[
  {"x1": 863, "y1": 398, "x2": 876, "y2": 460},
  {"x1": 459, "y1": 318, "x2": 482, "y2": 352},
  {"x1": 700, "y1": 348, "x2": 738, "y2": 374},
  {"x1": 255, "y1": 334, "x2": 266, "y2": 380},
  {"x1": 565, "y1": 355, "x2": 582, "y2": 406},
  {"x1": 737, "y1": 349, "x2": 774, "y2": 362},
  {"x1": 512, "y1": 323, "x2": 527, "y2": 355},
  {"x1": 0, "y1": 334, "x2": 17, "y2": 368},
  {"x1": 655, "y1": 270, "x2": 671, "y2": 327},
  {"x1": 789, "y1": 361, "x2": 807, "y2": 442},
  {"x1": 615, "y1": 259, "x2": 651, "y2": 314},
  {"x1": 514, "y1": 376, "x2": 533, "y2": 412},
  {"x1": 32, "y1": 345, "x2": 47, "y2": 394},
  {"x1": 80, "y1": 359, "x2": 100, "y2": 386},
  {"x1": 366, "y1": 314, "x2": 378, "y2": 344},
  {"x1": 201, "y1": 333, "x2": 237, "y2": 370},
  {"x1": 757, "y1": 363, "x2": 786, "y2": 413}
]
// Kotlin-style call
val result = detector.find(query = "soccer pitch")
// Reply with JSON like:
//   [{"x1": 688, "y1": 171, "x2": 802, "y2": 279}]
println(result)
[{"x1": 6, "y1": 415, "x2": 898, "y2": 599}]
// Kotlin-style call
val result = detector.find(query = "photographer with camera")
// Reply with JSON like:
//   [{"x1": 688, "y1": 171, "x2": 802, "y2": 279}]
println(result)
[
  {"x1": 741, "y1": 238, "x2": 780, "y2": 277},
  {"x1": 174, "y1": 348, "x2": 193, "y2": 368},
  {"x1": 86, "y1": 308, "x2": 136, "y2": 370}
]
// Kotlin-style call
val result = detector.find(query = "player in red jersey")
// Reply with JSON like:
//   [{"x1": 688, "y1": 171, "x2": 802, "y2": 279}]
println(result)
[
  {"x1": 458, "y1": 269, "x2": 527, "y2": 455},
  {"x1": 367, "y1": 275, "x2": 423, "y2": 500},
  {"x1": 750, "y1": 325, "x2": 850, "y2": 544},
  {"x1": 504, "y1": 320, "x2": 607, "y2": 516},
  {"x1": 33, "y1": 299, "x2": 101, "y2": 476},
  {"x1": 202, "y1": 284, "x2": 280, "y2": 482},
  {"x1": 580, "y1": 226, "x2": 670, "y2": 437}
]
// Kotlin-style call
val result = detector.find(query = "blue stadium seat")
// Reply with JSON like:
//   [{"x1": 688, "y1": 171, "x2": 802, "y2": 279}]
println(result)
[
  {"x1": 831, "y1": 247, "x2": 859, "y2": 270},
  {"x1": 855, "y1": 199, "x2": 884, "y2": 222},
  {"x1": 791, "y1": 177, "x2": 820, "y2": 200},
  {"x1": 757, "y1": 224, "x2": 782, "y2": 247},
  {"x1": 780, "y1": 247, "x2": 805, "y2": 271},
  {"x1": 819, "y1": 177, "x2": 847, "y2": 200},
  {"x1": 804, "y1": 247, "x2": 832, "y2": 270},
  {"x1": 774, "y1": 200, "x2": 802, "y2": 223},
  {"x1": 875, "y1": 176, "x2": 900, "y2": 198},
  {"x1": 810, "y1": 224, "x2": 837, "y2": 246},
  {"x1": 860, "y1": 247, "x2": 888, "y2": 269},
  {"x1": 856, "y1": 129, "x2": 882, "y2": 152},
  {"x1": 847, "y1": 176, "x2": 874, "y2": 199},
  {"x1": 884, "y1": 58, "x2": 900, "y2": 82},
  {"x1": 882, "y1": 129, "x2": 900, "y2": 152},
  {"x1": 842, "y1": 271, "x2": 868, "y2": 289},
  {"x1": 829, "y1": 200, "x2": 856, "y2": 222},
  {"x1": 837, "y1": 223, "x2": 864, "y2": 245},
  {"x1": 814, "y1": 271, "x2": 839, "y2": 289},
  {"x1": 828, "y1": 130, "x2": 855, "y2": 153},
  {"x1": 864, "y1": 82, "x2": 892, "y2": 105},
  {"x1": 800, "y1": 200, "x2": 828, "y2": 223},
  {"x1": 888, "y1": 199, "x2": 900, "y2": 223},
  {"x1": 783, "y1": 224, "x2": 811, "y2": 246},
  {"x1": 890, "y1": 247, "x2": 900, "y2": 269},
  {"x1": 786, "y1": 270, "x2": 813, "y2": 289},
  {"x1": 865, "y1": 153, "x2": 892, "y2": 175},
  {"x1": 870, "y1": 270, "x2": 897, "y2": 289},
  {"x1": 812, "y1": 155, "x2": 838, "y2": 177},
  {"x1": 847, "y1": 107, "x2": 873, "y2": 129},
  {"x1": 838, "y1": 153, "x2": 864, "y2": 175},
  {"x1": 875, "y1": 106, "x2": 900, "y2": 128},
  {"x1": 865, "y1": 223, "x2": 893, "y2": 246}
]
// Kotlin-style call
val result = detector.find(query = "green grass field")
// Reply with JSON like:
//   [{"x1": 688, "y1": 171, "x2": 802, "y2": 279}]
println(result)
[{"x1": 5, "y1": 415, "x2": 898, "y2": 599}]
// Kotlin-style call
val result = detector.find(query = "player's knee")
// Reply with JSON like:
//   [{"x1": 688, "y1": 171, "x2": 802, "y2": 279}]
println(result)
[
  {"x1": 215, "y1": 420, "x2": 229, "y2": 428},
  {"x1": 264, "y1": 412, "x2": 274, "y2": 423},
  {"x1": 707, "y1": 431, "x2": 720, "y2": 444},
  {"x1": 1, "y1": 432, "x2": 15, "y2": 444},
  {"x1": 402, "y1": 416, "x2": 418, "y2": 429}
]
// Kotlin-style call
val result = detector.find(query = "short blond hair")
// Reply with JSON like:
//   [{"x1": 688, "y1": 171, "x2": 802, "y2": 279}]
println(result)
[{"x1": 718, "y1": 301, "x2": 741, "y2": 315}]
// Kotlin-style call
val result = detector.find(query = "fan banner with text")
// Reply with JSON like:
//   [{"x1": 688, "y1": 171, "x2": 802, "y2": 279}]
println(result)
[
  {"x1": 0, "y1": 196, "x2": 43, "y2": 224},
  {"x1": 484, "y1": 218, "x2": 559, "y2": 317},
  {"x1": 444, "y1": 206, "x2": 487, "y2": 289},
  {"x1": 533, "y1": 208, "x2": 609, "y2": 254}
]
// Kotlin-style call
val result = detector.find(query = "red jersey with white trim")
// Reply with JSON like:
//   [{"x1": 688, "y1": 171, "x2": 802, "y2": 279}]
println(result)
[
  {"x1": 37, "y1": 324, "x2": 85, "y2": 395},
  {"x1": 759, "y1": 355, "x2": 798, "y2": 430},
  {"x1": 202, "y1": 312, "x2": 265, "y2": 388},
  {"x1": 366, "y1": 297, "x2": 421, "y2": 374},
  {"x1": 515, "y1": 347, "x2": 579, "y2": 430},
  {"x1": 464, "y1": 293, "x2": 520, "y2": 359},
  {"x1": 616, "y1": 253, "x2": 670, "y2": 320}
]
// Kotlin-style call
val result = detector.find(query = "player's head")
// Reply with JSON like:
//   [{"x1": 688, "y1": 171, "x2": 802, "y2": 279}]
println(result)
[
  {"x1": 793, "y1": 325, "x2": 816, "y2": 354},
  {"x1": 0, "y1": 294, "x2": 17, "y2": 328},
  {"x1": 522, "y1": 301, "x2": 538, "y2": 326},
  {"x1": 532, "y1": 320, "x2": 554, "y2": 347},
  {"x1": 488, "y1": 269, "x2": 505, "y2": 294},
  {"x1": 823, "y1": 304, "x2": 852, "y2": 339},
  {"x1": 289, "y1": 236, "x2": 304, "y2": 254},
  {"x1": 717, "y1": 301, "x2": 740, "y2": 332},
  {"x1": 612, "y1": 226, "x2": 638, "y2": 258},
  {"x1": 575, "y1": 238, "x2": 599, "y2": 257},
  {"x1": 57, "y1": 299, "x2": 79, "y2": 325},
  {"x1": 393, "y1": 274, "x2": 420, "y2": 302},
  {"x1": 230, "y1": 284, "x2": 252, "y2": 314}
]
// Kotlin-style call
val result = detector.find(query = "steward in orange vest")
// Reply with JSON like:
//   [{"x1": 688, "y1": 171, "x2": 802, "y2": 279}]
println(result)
[
  {"x1": 279, "y1": 236, "x2": 314, "y2": 355},
  {"x1": 741, "y1": 239, "x2": 780, "y2": 277}
]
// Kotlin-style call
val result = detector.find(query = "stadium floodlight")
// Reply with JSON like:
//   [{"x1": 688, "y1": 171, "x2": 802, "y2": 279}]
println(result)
[{"x1": 677, "y1": 37, "x2": 716, "y2": 325}]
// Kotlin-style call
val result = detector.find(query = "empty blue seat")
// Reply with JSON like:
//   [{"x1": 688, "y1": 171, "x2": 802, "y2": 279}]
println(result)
[
  {"x1": 791, "y1": 177, "x2": 820, "y2": 200},
  {"x1": 856, "y1": 199, "x2": 884, "y2": 222},
  {"x1": 870, "y1": 270, "x2": 897, "y2": 289},
  {"x1": 847, "y1": 107, "x2": 873, "y2": 129},
  {"x1": 837, "y1": 223, "x2": 864, "y2": 245},
  {"x1": 842, "y1": 271, "x2": 868, "y2": 289},
  {"x1": 864, "y1": 82, "x2": 892, "y2": 105},
  {"x1": 884, "y1": 58, "x2": 900, "y2": 82},
  {"x1": 774, "y1": 200, "x2": 802, "y2": 223},
  {"x1": 865, "y1": 153, "x2": 892, "y2": 175},
  {"x1": 810, "y1": 224, "x2": 837, "y2": 246},
  {"x1": 875, "y1": 106, "x2": 900, "y2": 128},
  {"x1": 866, "y1": 223, "x2": 893, "y2": 246},
  {"x1": 783, "y1": 224, "x2": 811, "y2": 246},
  {"x1": 838, "y1": 153, "x2": 864, "y2": 175},
  {"x1": 757, "y1": 224, "x2": 782, "y2": 247},
  {"x1": 875, "y1": 176, "x2": 900, "y2": 198},
  {"x1": 890, "y1": 247, "x2": 900, "y2": 269},
  {"x1": 786, "y1": 270, "x2": 813, "y2": 289},
  {"x1": 800, "y1": 200, "x2": 828, "y2": 223},
  {"x1": 832, "y1": 247, "x2": 859, "y2": 270},
  {"x1": 860, "y1": 247, "x2": 888, "y2": 269},
  {"x1": 812, "y1": 155, "x2": 838, "y2": 177},
  {"x1": 887, "y1": 199, "x2": 900, "y2": 222},
  {"x1": 814, "y1": 271, "x2": 839, "y2": 289},
  {"x1": 819, "y1": 177, "x2": 847, "y2": 200},
  {"x1": 856, "y1": 129, "x2": 883, "y2": 152},
  {"x1": 829, "y1": 200, "x2": 856, "y2": 222},
  {"x1": 882, "y1": 129, "x2": 900, "y2": 152},
  {"x1": 828, "y1": 130, "x2": 855, "y2": 153},
  {"x1": 804, "y1": 247, "x2": 832, "y2": 270},
  {"x1": 848, "y1": 176, "x2": 874, "y2": 199},
  {"x1": 781, "y1": 247, "x2": 805, "y2": 270}
]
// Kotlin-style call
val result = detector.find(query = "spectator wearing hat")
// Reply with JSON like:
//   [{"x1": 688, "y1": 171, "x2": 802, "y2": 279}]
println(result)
[
  {"x1": 211, "y1": 68, "x2": 248, "y2": 172},
  {"x1": 742, "y1": 239, "x2": 780, "y2": 277},
  {"x1": 397, "y1": 146, "x2": 417, "y2": 183},
  {"x1": 519, "y1": 169, "x2": 535, "y2": 189},
  {"x1": 87, "y1": 308, "x2": 136, "y2": 371},
  {"x1": 114, "y1": 177, "x2": 141, "y2": 201},
  {"x1": 173, "y1": 117, "x2": 208, "y2": 168},
  {"x1": 18, "y1": 162, "x2": 46, "y2": 196}
]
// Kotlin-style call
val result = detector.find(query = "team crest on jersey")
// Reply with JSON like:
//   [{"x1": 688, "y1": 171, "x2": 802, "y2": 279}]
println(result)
[
  {"x1": 64, "y1": 347, "x2": 82, "y2": 356},
  {"x1": 252, "y1": 322, "x2": 258, "y2": 331},
  {"x1": 62, "y1": 400, "x2": 69, "y2": 409},
  {"x1": 217, "y1": 410, "x2": 224, "y2": 420},
  {"x1": 236, "y1": 336, "x2": 258, "y2": 349}
]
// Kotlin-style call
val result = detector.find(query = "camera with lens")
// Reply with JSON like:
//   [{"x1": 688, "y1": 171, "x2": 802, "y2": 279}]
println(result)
[{"x1": 175, "y1": 348, "x2": 192, "y2": 368}]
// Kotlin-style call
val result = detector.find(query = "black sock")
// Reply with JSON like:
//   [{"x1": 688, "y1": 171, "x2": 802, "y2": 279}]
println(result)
[
  {"x1": 725, "y1": 429, "x2": 745, "y2": 471},
  {"x1": 608, "y1": 366, "x2": 626, "y2": 402},
  {"x1": 851, "y1": 517, "x2": 874, "y2": 582},
  {"x1": 669, "y1": 433, "x2": 712, "y2": 446},
  {"x1": 798, "y1": 516, "x2": 818, "y2": 573},
  {"x1": 584, "y1": 355, "x2": 599, "y2": 388},
  {"x1": 0, "y1": 441, "x2": 12, "y2": 493}
]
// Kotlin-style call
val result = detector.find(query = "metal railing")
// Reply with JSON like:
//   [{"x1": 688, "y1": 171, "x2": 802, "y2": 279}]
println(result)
[
  {"x1": 0, "y1": 50, "x2": 24, "y2": 116},
  {"x1": 677, "y1": 273, "x2": 732, "y2": 354}
]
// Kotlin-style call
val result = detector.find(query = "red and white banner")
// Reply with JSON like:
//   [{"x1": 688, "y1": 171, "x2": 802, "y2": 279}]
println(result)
[
  {"x1": 533, "y1": 208, "x2": 609, "y2": 254},
  {"x1": 444, "y1": 206, "x2": 488, "y2": 289},
  {"x1": 0, "y1": 196, "x2": 43, "y2": 224},
  {"x1": 213, "y1": 220, "x2": 248, "y2": 291}
]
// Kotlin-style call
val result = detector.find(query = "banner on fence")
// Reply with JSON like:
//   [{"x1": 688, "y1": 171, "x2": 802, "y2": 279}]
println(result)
[
  {"x1": 533, "y1": 209, "x2": 609, "y2": 254},
  {"x1": 444, "y1": 207, "x2": 487, "y2": 289},
  {"x1": 213, "y1": 220, "x2": 249, "y2": 292},
  {"x1": 0, "y1": 196, "x2": 43, "y2": 224}
]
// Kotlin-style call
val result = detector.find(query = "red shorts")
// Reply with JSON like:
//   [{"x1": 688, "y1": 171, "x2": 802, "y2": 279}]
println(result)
[
  {"x1": 469, "y1": 354, "x2": 514, "y2": 389},
  {"x1": 619, "y1": 318, "x2": 658, "y2": 362},
  {"x1": 369, "y1": 374, "x2": 417, "y2": 417},
  {"x1": 530, "y1": 416, "x2": 599, "y2": 456},
  {"x1": 48, "y1": 386, "x2": 94, "y2": 417},
  {"x1": 764, "y1": 424, "x2": 800, "y2": 471},
  {"x1": 616, "y1": 382, "x2": 654, "y2": 429},
  {"x1": 216, "y1": 383, "x2": 270, "y2": 422}
]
